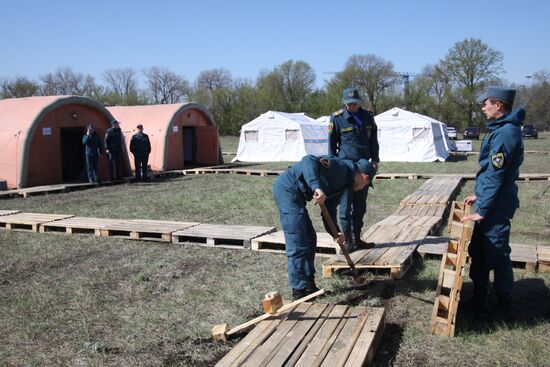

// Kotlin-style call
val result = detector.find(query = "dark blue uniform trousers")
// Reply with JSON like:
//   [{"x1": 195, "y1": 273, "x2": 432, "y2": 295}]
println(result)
[
  {"x1": 85, "y1": 154, "x2": 99, "y2": 183},
  {"x1": 468, "y1": 214, "x2": 514, "y2": 298},
  {"x1": 341, "y1": 185, "x2": 368, "y2": 235},
  {"x1": 273, "y1": 177, "x2": 317, "y2": 291},
  {"x1": 134, "y1": 153, "x2": 149, "y2": 180}
]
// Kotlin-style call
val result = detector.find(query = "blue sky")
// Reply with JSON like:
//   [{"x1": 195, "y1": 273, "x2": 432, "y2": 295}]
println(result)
[{"x1": 1, "y1": 0, "x2": 548, "y2": 87}]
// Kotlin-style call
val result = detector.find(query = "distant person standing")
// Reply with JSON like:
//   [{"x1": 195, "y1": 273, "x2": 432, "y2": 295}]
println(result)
[
  {"x1": 82, "y1": 125, "x2": 103, "y2": 183},
  {"x1": 130, "y1": 124, "x2": 152, "y2": 181},
  {"x1": 462, "y1": 86, "x2": 525, "y2": 321},
  {"x1": 104, "y1": 120, "x2": 124, "y2": 181},
  {"x1": 329, "y1": 87, "x2": 380, "y2": 252}
]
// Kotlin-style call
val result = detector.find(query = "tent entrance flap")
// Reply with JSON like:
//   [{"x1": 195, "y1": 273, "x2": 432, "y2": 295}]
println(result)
[
  {"x1": 183, "y1": 127, "x2": 197, "y2": 166},
  {"x1": 60, "y1": 127, "x2": 86, "y2": 181}
]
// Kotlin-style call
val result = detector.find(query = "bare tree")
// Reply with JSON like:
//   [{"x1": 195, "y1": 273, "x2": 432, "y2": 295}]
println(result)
[
  {"x1": 103, "y1": 68, "x2": 138, "y2": 100},
  {"x1": 40, "y1": 67, "x2": 98, "y2": 96},
  {"x1": 143, "y1": 66, "x2": 190, "y2": 104},
  {"x1": 196, "y1": 68, "x2": 232, "y2": 91},
  {"x1": 442, "y1": 38, "x2": 503, "y2": 126},
  {"x1": 0, "y1": 76, "x2": 40, "y2": 98}
]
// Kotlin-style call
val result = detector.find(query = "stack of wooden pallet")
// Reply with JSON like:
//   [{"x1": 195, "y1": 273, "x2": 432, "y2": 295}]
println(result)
[{"x1": 430, "y1": 201, "x2": 474, "y2": 337}]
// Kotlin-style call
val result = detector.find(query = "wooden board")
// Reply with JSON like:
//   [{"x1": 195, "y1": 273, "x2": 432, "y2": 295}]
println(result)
[
  {"x1": 0, "y1": 212, "x2": 74, "y2": 232},
  {"x1": 251, "y1": 231, "x2": 338, "y2": 257},
  {"x1": 172, "y1": 224, "x2": 276, "y2": 249},
  {"x1": 417, "y1": 236, "x2": 453, "y2": 259},
  {"x1": 99, "y1": 219, "x2": 199, "y2": 242},
  {"x1": 215, "y1": 303, "x2": 385, "y2": 367}
]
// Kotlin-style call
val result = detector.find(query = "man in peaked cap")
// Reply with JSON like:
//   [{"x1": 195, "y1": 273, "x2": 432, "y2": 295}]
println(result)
[
  {"x1": 130, "y1": 124, "x2": 152, "y2": 182},
  {"x1": 104, "y1": 120, "x2": 124, "y2": 181},
  {"x1": 273, "y1": 155, "x2": 376, "y2": 300},
  {"x1": 329, "y1": 87, "x2": 380, "y2": 252},
  {"x1": 462, "y1": 86, "x2": 525, "y2": 321}
]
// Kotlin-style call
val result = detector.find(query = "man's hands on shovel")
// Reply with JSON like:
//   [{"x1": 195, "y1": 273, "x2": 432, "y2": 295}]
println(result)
[{"x1": 313, "y1": 188, "x2": 345, "y2": 245}]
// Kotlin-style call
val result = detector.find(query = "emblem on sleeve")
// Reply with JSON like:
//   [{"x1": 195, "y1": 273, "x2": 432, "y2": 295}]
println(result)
[
  {"x1": 328, "y1": 122, "x2": 333, "y2": 133},
  {"x1": 320, "y1": 158, "x2": 330, "y2": 168},
  {"x1": 491, "y1": 152, "x2": 504, "y2": 168}
]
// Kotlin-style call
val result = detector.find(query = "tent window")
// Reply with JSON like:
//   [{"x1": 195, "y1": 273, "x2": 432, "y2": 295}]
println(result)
[
  {"x1": 412, "y1": 127, "x2": 429, "y2": 140},
  {"x1": 285, "y1": 129, "x2": 299, "y2": 141},
  {"x1": 245, "y1": 130, "x2": 258, "y2": 142}
]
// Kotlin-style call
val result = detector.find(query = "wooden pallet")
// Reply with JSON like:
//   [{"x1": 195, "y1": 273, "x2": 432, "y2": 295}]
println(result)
[
  {"x1": 0, "y1": 212, "x2": 74, "y2": 232},
  {"x1": 0, "y1": 210, "x2": 19, "y2": 217},
  {"x1": 251, "y1": 231, "x2": 338, "y2": 257},
  {"x1": 417, "y1": 236, "x2": 452, "y2": 259},
  {"x1": 215, "y1": 302, "x2": 385, "y2": 367},
  {"x1": 39, "y1": 217, "x2": 126, "y2": 235},
  {"x1": 430, "y1": 202, "x2": 474, "y2": 337},
  {"x1": 99, "y1": 219, "x2": 199, "y2": 242},
  {"x1": 172, "y1": 224, "x2": 276, "y2": 249},
  {"x1": 393, "y1": 204, "x2": 446, "y2": 217},
  {"x1": 400, "y1": 176, "x2": 463, "y2": 206},
  {"x1": 537, "y1": 246, "x2": 550, "y2": 272}
]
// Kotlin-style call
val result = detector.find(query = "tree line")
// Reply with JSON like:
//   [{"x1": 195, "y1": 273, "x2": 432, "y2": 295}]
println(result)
[{"x1": 1, "y1": 38, "x2": 548, "y2": 135}]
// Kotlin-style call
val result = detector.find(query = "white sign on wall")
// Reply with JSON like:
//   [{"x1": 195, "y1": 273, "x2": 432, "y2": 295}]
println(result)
[
  {"x1": 172, "y1": 125, "x2": 179, "y2": 133},
  {"x1": 42, "y1": 127, "x2": 52, "y2": 136}
]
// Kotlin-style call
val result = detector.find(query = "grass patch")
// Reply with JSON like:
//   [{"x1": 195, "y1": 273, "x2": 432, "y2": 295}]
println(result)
[{"x1": 1, "y1": 150, "x2": 549, "y2": 366}]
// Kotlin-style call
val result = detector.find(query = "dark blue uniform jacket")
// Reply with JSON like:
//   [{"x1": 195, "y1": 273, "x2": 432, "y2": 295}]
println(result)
[
  {"x1": 82, "y1": 133, "x2": 103, "y2": 157},
  {"x1": 329, "y1": 107, "x2": 380, "y2": 162},
  {"x1": 277, "y1": 155, "x2": 355, "y2": 234},
  {"x1": 475, "y1": 108, "x2": 525, "y2": 219},
  {"x1": 130, "y1": 132, "x2": 151, "y2": 155},
  {"x1": 104, "y1": 127, "x2": 123, "y2": 153}
]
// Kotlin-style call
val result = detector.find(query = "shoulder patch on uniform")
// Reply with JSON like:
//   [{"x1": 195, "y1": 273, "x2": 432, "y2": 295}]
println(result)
[
  {"x1": 328, "y1": 122, "x2": 334, "y2": 133},
  {"x1": 320, "y1": 158, "x2": 330, "y2": 168},
  {"x1": 332, "y1": 109, "x2": 344, "y2": 117},
  {"x1": 491, "y1": 152, "x2": 504, "y2": 169}
]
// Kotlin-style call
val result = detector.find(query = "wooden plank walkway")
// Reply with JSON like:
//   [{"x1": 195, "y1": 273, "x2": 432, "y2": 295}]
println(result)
[
  {"x1": 323, "y1": 176, "x2": 463, "y2": 279},
  {"x1": 172, "y1": 224, "x2": 276, "y2": 249},
  {"x1": 0, "y1": 210, "x2": 19, "y2": 217},
  {"x1": 0, "y1": 212, "x2": 73, "y2": 232},
  {"x1": 251, "y1": 231, "x2": 337, "y2": 257},
  {"x1": 215, "y1": 303, "x2": 385, "y2": 367},
  {"x1": 99, "y1": 219, "x2": 199, "y2": 242}
]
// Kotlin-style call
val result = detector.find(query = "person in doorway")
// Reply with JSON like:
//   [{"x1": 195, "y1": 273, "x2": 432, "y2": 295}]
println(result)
[
  {"x1": 329, "y1": 87, "x2": 380, "y2": 252},
  {"x1": 104, "y1": 119, "x2": 124, "y2": 181},
  {"x1": 129, "y1": 123, "x2": 152, "y2": 182},
  {"x1": 462, "y1": 86, "x2": 525, "y2": 321},
  {"x1": 82, "y1": 125, "x2": 103, "y2": 183},
  {"x1": 273, "y1": 154, "x2": 376, "y2": 300}
]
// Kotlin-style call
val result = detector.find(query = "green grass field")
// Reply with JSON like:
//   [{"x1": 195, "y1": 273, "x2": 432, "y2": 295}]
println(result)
[{"x1": 0, "y1": 135, "x2": 549, "y2": 366}]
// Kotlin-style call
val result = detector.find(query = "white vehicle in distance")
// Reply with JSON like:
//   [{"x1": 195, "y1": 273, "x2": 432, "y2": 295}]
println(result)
[{"x1": 446, "y1": 126, "x2": 457, "y2": 140}]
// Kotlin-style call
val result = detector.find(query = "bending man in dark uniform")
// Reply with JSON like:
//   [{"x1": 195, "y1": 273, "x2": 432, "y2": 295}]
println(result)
[
  {"x1": 462, "y1": 86, "x2": 525, "y2": 320},
  {"x1": 329, "y1": 87, "x2": 380, "y2": 251},
  {"x1": 273, "y1": 155, "x2": 376, "y2": 300}
]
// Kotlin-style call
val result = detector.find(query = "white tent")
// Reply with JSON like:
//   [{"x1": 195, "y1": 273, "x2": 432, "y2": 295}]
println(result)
[
  {"x1": 375, "y1": 107, "x2": 451, "y2": 162},
  {"x1": 233, "y1": 111, "x2": 329, "y2": 162}
]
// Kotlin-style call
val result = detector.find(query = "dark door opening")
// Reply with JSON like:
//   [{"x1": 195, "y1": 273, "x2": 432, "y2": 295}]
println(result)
[
  {"x1": 183, "y1": 127, "x2": 197, "y2": 166},
  {"x1": 60, "y1": 127, "x2": 86, "y2": 181}
]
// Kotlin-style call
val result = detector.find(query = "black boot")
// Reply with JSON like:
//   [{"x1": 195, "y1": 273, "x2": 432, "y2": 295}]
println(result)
[
  {"x1": 462, "y1": 287, "x2": 489, "y2": 319},
  {"x1": 353, "y1": 231, "x2": 375, "y2": 250},
  {"x1": 305, "y1": 280, "x2": 320, "y2": 295},
  {"x1": 492, "y1": 294, "x2": 515, "y2": 323},
  {"x1": 292, "y1": 288, "x2": 308, "y2": 301}
]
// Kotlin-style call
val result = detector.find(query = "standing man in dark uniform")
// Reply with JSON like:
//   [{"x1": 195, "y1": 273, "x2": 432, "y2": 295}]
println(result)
[
  {"x1": 82, "y1": 125, "x2": 103, "y2": 183},
  {"x1": 329, "y1": 87, "x2": 380, "y2": 251},
  {"x1": 462, "y1": 87, "x2": 525, "y2": 320},
  {"x1": 273, "y1": 154, "x2": 376, "y2": 300},
  {"x1": 130, "y1": 123, "x2": 152, "y2": 181},
  {"x1": 104, "y1": 120, "x2": 124, "y2": 181}
]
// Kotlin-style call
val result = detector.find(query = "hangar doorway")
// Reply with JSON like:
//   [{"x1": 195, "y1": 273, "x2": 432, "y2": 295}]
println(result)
[
  {"x1": 60, "y1": 127, "x2": 86, "y2": 181},
  {"x1": 183, "y1": 127, "x2": 197, "y2": 166}
]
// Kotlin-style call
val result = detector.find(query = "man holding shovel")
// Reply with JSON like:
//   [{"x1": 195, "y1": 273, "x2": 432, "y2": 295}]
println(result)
[{"x1": 273, "y1": 155, "x2": 376, "y2": 300}]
